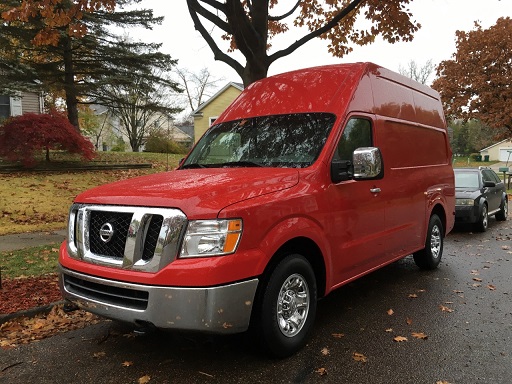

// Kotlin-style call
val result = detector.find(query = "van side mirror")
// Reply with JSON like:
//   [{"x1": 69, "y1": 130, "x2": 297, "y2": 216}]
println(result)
[
  {"x1": 331, "y1": 160, "x2": 352, "y2": 183},
  {"x1": 483, "y1": 181, "x2": 495, "y2": 188},
  {"x1": 353, "y1": 147, "x2": 383, "y2": 180}
]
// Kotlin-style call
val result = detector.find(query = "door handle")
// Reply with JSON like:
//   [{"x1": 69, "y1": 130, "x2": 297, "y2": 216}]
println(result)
[{"x1": 370, "y1": 188, "x2": 381, "y2": 193}]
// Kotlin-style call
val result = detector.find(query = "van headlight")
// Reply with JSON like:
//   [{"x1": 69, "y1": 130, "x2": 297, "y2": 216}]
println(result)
[
  {"x1": 455, "y1": 198, "x2": 475, "y2": 206},
  {"x1": 180, "y1": 219, "x2": 242, "y2": 258}
]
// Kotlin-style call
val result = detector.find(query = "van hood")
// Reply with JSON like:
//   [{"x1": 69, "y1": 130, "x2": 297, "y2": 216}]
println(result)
[{"x1": 74, "y1": 168, "x2": 299, "y2": 218}]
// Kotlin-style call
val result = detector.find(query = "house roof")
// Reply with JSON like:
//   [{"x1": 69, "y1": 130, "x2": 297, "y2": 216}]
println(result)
[
  {"x1": 191, "y1": 82, "x2": 243, "y2": 117},
  {"x1": 480, "y1": 139, "x2": 512, "y2": 152}
]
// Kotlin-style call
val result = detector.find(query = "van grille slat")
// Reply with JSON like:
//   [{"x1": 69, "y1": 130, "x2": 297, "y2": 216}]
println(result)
[{"x1": 64, "y1": 274, "x2": 149, "y2": 310}]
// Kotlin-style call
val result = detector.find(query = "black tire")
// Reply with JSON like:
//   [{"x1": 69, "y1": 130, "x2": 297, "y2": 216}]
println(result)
[
  {"x1": 495, "y1": 198, "x2": 508, "y2": 221},
  {"x1": 475, "y1": 204, "x2": 488, "y2": 232},
  {"x1": 254, "y1": 254, "x2": 317, "y2": 358},
  {"x1": 413, "y1": 214, "x2": 444, "y2": 270}
]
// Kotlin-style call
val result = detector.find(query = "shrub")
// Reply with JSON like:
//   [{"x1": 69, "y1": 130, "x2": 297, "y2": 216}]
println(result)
[
  {"x1": 0, "y1": 112, "x2": 95, "y2": 166},
  {"x1": 145, "y1": 131, "x2": 188, "y2": 154}
]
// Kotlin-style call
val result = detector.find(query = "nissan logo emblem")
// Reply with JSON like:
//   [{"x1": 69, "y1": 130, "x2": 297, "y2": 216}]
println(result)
[{"x1": 99, "y1": 223, "x2": 114, "y2": 243}]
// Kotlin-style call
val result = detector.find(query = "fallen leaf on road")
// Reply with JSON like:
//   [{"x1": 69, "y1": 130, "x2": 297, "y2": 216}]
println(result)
[
  {"x1": 138, "y1": 375, "x2": 151, "y2": 384},
  {"x1": 487, "y1": 284, "x2": 496, "y2": 291},
  {"x1": 385, "y1": 328, "x2": 393, "y2": 333},
  {"x1": 352, "y1": 352, "x2": 368, "y2": 363},
  {"x1": 473, "y1": 277, "x2": 483, "y2": 282},
  {"x1": 315, "y1": 367, "x2": 328, "y2": 376},
  {"x1": 121, "y1": 361, "x2": 133, "y2": 367},
  {"x1": 321, "y1": 347, "x2": 330, "y2": 356},
  {"x1": 406, "y1": 317, "x2": 413, "y2": 325},
  {"x1": 408, "y1": 294, "x2": 418, "y2": 299},
  {"x1": 332, "y1": 333, "x2": 344, "y2": 338},
  {"x1": 393, "y1": 336, "x2": 408, "y2": 342},
  {"x1": 412, "y1": 332, "x2": 428, "y2": 340},
  {"x1": 439, "y1": 305, "x2": 454, "y2": 313},
  {"x1": 387, "y1": 309, "x2": 394, "y2": 315},
  {"x1": 93, "y1": 351, "x2": 106, "y2": 358}
]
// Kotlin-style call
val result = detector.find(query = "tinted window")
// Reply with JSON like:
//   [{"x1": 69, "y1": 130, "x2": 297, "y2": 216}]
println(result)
[
  {"x1": 335, "y1": 118, "x2": 372, "y2": 161},
  {"x1": 481, "y1": 170, "x2": 496, "y2": 183}
]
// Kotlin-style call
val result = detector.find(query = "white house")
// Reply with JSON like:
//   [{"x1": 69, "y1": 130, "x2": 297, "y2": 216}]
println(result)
[{"x1": 479, "y1": 139, "x2": 512, "y2": 162}]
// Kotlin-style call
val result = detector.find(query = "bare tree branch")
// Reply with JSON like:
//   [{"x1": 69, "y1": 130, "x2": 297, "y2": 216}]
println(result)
[
  {"x1": 187, "y1": 0, "x2": 244, "y2": 77},
  {"x1": 189, "y1": 0, "x2": 231, "y2": 33},
  {"x1": 269, "y1": 0, "x2": 301, "y2": 22}
]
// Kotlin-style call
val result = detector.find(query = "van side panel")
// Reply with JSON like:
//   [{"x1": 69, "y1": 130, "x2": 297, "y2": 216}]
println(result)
[{"x1": 368, "y1": 66, "x2": 452, "y2": 259}]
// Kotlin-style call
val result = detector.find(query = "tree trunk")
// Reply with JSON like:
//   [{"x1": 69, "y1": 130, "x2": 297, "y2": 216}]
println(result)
[
  {"x1": 62, "y1": 36, "x2": 81, "y2": 132},
  {"x1": 242, "y1": 60, "x2": 269, "y2": 87}
]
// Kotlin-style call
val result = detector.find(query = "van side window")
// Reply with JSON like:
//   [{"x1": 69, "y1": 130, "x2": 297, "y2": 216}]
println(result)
[{"x1": 336, "y1": 118, "x2": 372, "y2": 161}]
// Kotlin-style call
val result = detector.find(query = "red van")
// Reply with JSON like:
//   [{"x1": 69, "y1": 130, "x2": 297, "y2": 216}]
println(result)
[{"x1": 59, "y1": 63, "x2": 455, "y2": 357}]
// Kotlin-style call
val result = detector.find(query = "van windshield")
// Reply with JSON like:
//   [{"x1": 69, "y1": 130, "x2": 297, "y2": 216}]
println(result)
[{"x1": 181, "y1": 113, "x2": 336, "y2": 169}]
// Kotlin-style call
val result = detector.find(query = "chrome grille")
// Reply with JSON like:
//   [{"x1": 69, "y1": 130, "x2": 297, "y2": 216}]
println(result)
[
  {"x1": 89, "y1": 211, "x2": 132, "y2": 258},
  {"x1": 67, "y1": 204, "x2": 187, "y2": 273}
]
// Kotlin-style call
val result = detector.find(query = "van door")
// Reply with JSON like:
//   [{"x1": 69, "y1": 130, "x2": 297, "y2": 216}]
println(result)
[{"x1": 326, "y1": 116, "x2": 387, "y2": 284}]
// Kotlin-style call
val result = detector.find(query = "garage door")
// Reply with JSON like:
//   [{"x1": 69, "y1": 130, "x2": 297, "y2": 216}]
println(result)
[{"x1": 499, "y1": 148, "x2": 512, "y2": 161}]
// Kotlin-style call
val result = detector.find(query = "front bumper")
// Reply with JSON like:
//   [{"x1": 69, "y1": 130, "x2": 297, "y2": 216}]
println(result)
[
  {"x1": 454, "y1": 205, "x2": 479, "y2": 224},
  {"x1": 59, "y1": 266, "x2": 258, "y2": 334}
]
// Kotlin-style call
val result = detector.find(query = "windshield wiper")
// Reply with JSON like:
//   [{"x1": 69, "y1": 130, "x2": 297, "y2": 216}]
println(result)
[
  {"x1": 221, "y1": 161, "x2": 263, "y2": 168},
  {"x1": 180, "y1": 163, "x2": 207, "y2": 169}
]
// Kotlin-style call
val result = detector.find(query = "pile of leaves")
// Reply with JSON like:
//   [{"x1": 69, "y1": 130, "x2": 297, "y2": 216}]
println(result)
[
  {"x1": 0, "y1": 304, "x2": 99, "y2": 348},
  {"x1": 0, "y1": 274, "x2": 62, "y2": 314},
  {"x1": 0, "y1": 272, "x2": 100, "y2": 348}
]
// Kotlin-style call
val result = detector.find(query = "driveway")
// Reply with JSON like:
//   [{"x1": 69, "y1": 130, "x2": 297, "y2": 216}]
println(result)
[{"x1": 1, "y1": 216, "x2": 511, "y2": 384}]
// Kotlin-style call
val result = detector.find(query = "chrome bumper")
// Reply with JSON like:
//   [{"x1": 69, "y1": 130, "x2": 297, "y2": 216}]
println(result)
[{"x1": 59, "y1": 266, "x2": 258, "y2": 334}]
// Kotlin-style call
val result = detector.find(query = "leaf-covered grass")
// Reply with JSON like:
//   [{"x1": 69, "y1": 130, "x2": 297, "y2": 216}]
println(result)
[
  {"x1": 0, "y1": 244, "x2": 60, "y2": 279},
  {"x1": 452, "y1": 158, "x2": 499, "y2": 168},
  {"x1": 0, "y1": 152, "x2": 182, "y2": 235}
]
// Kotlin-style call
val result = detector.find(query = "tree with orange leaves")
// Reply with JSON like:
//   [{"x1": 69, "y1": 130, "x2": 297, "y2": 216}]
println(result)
[
  {"x1": 433, "y1": 17, "x2": 512, "y2": 140},
  {"x1": 2, "y1": 0, "x2": 116, "y2": 46},
  {"x1": 187, "y1": 0, "x2": 421, "y2": 86},
  {"x1": 0, "y1": 0, "x2": 179, "y2": 131}
]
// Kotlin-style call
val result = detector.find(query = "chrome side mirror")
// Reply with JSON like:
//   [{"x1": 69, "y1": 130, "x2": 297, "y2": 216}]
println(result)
[{"x1": 353, "y1": 147, "x2": 383, "y2": 179}]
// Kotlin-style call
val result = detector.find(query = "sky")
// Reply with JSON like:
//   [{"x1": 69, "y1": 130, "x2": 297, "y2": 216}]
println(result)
[{"x1": 129, "y1": 0, "x2": 511, "y2": 86}]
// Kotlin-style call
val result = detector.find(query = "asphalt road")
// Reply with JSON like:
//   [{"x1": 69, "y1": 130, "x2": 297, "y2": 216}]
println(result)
[{"x1": 1, "y1": 217, "x2": 511, "y2": 384}]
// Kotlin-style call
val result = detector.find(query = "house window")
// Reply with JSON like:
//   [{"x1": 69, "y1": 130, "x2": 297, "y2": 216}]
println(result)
[
  {"x1": 209, "y1": 116, "x2": 218, "y2": 127},
  {"x1": 0, "y1": 95, "x2": 10, "y2": 120}
]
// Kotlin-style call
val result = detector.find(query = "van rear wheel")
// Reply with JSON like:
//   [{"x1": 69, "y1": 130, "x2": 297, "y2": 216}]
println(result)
[
  {"x1": 413, "y1": 214, "x2": 443, "y2": 270},
  {"x1": 254, "y1": 254, "x2": 317, "y2": 358}
]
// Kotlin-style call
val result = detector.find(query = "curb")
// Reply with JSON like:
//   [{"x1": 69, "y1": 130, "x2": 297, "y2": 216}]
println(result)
[
  {"x1": 0, "y1": 162, "x2": 152, "y2": 173},
  {"x1": 0, "y1": 300, "x2": 65, "y2": 325}
]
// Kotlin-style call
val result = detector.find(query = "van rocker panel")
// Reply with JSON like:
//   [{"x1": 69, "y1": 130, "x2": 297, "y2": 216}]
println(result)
[{"x1": 59, "y1": 266, "x2": 258, "y2": 333}]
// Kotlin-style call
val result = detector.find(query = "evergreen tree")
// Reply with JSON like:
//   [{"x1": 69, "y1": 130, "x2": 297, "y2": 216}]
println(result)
[{"x1": 0, "y1": 0, "x2": 180, "y2": 131}]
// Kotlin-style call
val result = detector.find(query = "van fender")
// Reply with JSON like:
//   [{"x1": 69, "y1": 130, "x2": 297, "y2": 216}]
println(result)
[
  {"x1": 255, "y1": 216, "x2": 333, "y2": 292},
  {"x1": 425, "y1": 185, "x2": 451, "y2": 235}
]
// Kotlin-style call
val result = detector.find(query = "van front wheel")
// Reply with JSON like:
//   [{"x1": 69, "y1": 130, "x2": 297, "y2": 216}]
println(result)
[
  {"x1": 413, "y1": 214, "x2": 443, "y2": 270},
  {"x1": 255, "y1": 254, "x2": 317, "y2": 358}
]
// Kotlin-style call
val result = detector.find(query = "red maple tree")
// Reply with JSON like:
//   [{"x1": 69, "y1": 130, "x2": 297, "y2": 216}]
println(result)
[{"x1": 0, "y1": 112, "x2": 95, "y2": 166}]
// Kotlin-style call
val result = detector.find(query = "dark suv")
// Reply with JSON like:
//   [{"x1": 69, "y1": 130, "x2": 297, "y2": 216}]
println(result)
[{"x1": 454, "y1": 167, "x2": 508, "y2": 231}]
